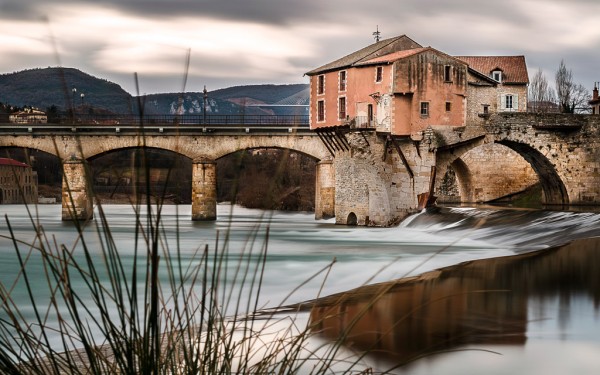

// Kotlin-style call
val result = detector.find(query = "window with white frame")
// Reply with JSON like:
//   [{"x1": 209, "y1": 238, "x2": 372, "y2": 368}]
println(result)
[
  {"x1": 317, "y1": 100, "x2": 325, "y2": 122},
  {"x1": 501, "y1": 93, "x2": 518, "y2": 112},
  {"x1": 420, "y1": 102, "x2": 429, "y2": 117},
  {"x1": 339, "y1": 70, "x2": 347, "y2": 92},
  {"x1": 317, "y1": 75, "x2": 325, "y2": 95},
  {"x1": 375, "y1": 66, "x2": 383, "y2": 83},
  {"x1": 492, "y1": 70, "x2": 502, "y2": 82},
  {"x1": 338, "y1": 97, "x2": 346, "y2": 120}
]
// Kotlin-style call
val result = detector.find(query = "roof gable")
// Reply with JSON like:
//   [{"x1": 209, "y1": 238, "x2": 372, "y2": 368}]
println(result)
[
  {"x1": 356, "y1": 46, "x2": 468, "y2": 67},
  {"x1": 456, "y1": 56, "x2": 529, "y2": 84},
  {"x1": 305, "y1": 35, "x2": 422, "y2": 76}
]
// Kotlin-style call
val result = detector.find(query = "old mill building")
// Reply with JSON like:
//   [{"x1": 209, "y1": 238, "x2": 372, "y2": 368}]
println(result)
[{"x1": 305, "y1": 35, "x2": 528, "y2": 135}]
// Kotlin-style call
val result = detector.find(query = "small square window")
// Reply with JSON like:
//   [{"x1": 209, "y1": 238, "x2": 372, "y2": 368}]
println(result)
[
  {"x1": 420, "y1": 102, "x2": 429, "y2": 117},
  {"x1": 445, "y1": 102, "x2": 452, "y2": 112},
  {"x1": 492, "y1": 70, "x2": 502, "y2": 82},
  {"x1": 375, "y1": 66, "x2": 383, "y2": 82}
]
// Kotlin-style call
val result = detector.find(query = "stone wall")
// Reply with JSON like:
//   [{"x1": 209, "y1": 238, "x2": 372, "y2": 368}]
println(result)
[{"x1": 333, "y1": 131, "x2": 435, "y2": 226}]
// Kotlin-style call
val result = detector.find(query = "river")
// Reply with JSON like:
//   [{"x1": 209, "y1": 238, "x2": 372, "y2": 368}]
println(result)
[{"x1": 1, "y1": 203, "x2": 600, "y2": 373}]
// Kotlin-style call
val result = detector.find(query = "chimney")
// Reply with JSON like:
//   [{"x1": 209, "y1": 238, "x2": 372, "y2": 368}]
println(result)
[{"x1": 594, "y1": 82, "x2": 599, "y2": 100}]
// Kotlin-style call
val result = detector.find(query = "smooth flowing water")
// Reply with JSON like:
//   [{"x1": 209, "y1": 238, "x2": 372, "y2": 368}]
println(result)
[{"x1": 2, "y1": 203, "x2": 600, "y2": 373}]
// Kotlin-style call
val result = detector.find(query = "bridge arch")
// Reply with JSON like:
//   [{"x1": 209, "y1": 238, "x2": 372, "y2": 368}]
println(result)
[
  {"x1": 496, "y1": 140, "x2": 568, "y2": 205},
  {"x1": 448, "y1": 158, "x2": 474, "y2": 202},
  {"x1": 436, "y1": 140, "x2": 564, "y2": 205}
]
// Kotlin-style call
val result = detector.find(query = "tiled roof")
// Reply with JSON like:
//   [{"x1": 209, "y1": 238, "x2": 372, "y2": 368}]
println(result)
[
  {"x1": 456, "y1": 56, "x2": 529, "y2": 84},
  {"x1": 305, "y1": 35, "x2": 422, "y2": 76},
  {"x1": 355, "y1": 48, "x2": 428, "y2": 65},
  {"x1": 0, "y1": 158, "x2": 30, "y2": 167}
]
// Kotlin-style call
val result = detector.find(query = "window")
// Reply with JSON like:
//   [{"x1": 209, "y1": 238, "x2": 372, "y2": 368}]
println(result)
[
  {"x1": 338, "y1": 97, "x2": 346, "y2": 120},
  {"x1": 492, "y1": 70, "x2": 502, "y2": 82},
  {"x1": 375, "y1": 66, "x2": 383, "y2": 82},
  {"x1": 317, "y1": 75, "x2": 325, "y2": 95},
  {"x1": 339, "y1": 71, "x2": 346, "y2": 91},
  {"x1": 317, "y1": 100, "x2": 325, "y2": 122},
  {"x1": 420, "y1": 102, "x2": 429, "y2": 117},
  {"x1": 505, "y1": 94, "x2": 514, "y2": 109},
  {"x1": 445, "y1": 102, "x2": 452, "y2": 112},
  {"x1": 444, "y1": 65, "x2": 452, "y2": 82},
  {"x1": 483, "y1": 104, "x2": 489, "y2": 114},
  {"x1": 501, "y1": 94, "x2": 518, "y2": 112}
]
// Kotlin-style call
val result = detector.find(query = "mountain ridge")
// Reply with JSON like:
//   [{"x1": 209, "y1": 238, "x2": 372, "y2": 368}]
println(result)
[{"x1": 0, "y1": 67, "x2": 308, "y2": 116}]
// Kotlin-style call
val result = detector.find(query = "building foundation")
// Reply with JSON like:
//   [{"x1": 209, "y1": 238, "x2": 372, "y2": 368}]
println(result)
[{"x1": 315, "y1": 159, "x2": 335, "y2": 219}]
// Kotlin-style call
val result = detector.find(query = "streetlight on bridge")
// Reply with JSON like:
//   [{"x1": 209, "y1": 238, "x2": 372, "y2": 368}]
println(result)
[{"x1": 203, "y1": 85, "x2": 208, "y2": 124}]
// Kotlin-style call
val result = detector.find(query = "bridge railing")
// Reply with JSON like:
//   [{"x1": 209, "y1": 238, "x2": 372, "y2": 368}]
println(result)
[{"x1": 61, "y1": 114, "x2": 309, "y2": 126}]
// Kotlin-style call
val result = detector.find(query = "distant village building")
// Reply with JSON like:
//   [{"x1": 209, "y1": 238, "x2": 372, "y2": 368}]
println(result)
[
  {"x1": 305, "y1": 35, "x2": 529, "y2": 134},
  {"x1": 0, "y1": 158, "x2": 38, "y2": 204},
  {"x1": 9, "y1": 109, "x2": 47, "y2": 124},
  {"x1": 590, "y1": 83, "x2": 600, "y2": 114}
]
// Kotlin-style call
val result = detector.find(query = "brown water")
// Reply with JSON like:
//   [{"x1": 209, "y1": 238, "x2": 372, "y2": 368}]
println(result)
[{"x1": 303, "y1": 237, "x2": 600, "y2": 374}]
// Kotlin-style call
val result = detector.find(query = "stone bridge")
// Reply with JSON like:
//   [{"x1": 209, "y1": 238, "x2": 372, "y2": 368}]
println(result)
[
  {"x1": 2, "y1": 113, "x2": 600, "y2": 226},
  {"x1": 0, "y1": 123, "x2": 333, "y2": 221},
  {"x1": 328, "y1": 113, "x2": 600, "y2": 226},
  {"x1": 434, "y1": 113, "x2": 600, "y2": 207}
]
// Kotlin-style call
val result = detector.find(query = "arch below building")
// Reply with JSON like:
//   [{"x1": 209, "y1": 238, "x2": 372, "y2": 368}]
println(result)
[{"x1": 347, "y1": 212, "x2": 358, "y2": 226}]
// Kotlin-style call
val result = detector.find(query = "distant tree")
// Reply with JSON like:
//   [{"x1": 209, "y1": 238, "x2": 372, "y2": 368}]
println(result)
[
  {"x1": 555, "y1": 60, "x2": 590, "y2": 113},
  {"x1": 46, "y1": 105, "x2": 60, "y2": 123},
  {"x1": 528, "y1": 68, "x2": 556, "y2": 112}
]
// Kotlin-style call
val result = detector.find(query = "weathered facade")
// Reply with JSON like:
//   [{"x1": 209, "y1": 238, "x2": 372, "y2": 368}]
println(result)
[
  {"x1": 0, "y1": 158, "x2": 38, "y2": 204},
  {"x1": 306, "y1": 36, "x2": 536, "y2": 225},
  {"x1": 306, "y1": 36, "x2": 469, "y2": 136}
]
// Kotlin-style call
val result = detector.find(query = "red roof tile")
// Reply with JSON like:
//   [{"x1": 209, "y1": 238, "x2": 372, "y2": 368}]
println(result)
[
  {"x1": 456, "y1": 56, "x2": 529, "y2": 84},
  {"x1": 0, "y1": 158, "x2": 30, "y2": 167}
]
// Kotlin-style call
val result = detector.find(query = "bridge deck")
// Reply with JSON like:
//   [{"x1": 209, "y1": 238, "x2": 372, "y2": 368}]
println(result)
[{"x1": 0, "y1": 114, "x2": 311, "y2": 135}]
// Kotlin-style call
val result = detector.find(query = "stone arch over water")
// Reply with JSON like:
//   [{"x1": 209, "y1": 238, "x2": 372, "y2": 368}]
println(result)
[{"x1": 496, "y1": 140, "x2": 569, "y2": 205}]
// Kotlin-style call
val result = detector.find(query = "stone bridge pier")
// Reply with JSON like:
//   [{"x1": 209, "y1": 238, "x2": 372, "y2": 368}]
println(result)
[
  {"x1": 191, "y1": 160, "x2": 217, "y2": 221},
  {"x1": 62, "y1": 158, "x2": 94, "y2": 221}
]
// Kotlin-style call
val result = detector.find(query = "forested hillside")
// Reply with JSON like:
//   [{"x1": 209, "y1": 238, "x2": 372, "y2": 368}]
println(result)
[{"x1": 0, "y1": 67, "x2": 308, "y2": 116}]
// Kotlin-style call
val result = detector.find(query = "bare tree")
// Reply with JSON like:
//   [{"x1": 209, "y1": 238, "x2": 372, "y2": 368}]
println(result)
[
  {"x1": 528, "y1": 68, "x2": 556, "y2": 112},
  {"x1": 555, "y1": 59, "x2": 590, "y2": 113}
]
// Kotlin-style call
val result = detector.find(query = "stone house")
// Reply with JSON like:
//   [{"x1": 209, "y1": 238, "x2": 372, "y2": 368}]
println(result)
[
  {"x1": 9, "y1": 109, "x2": 47, "y2": 124},
  {"x1": 590, "y1": 83, "x2": 600, "y2": 114},
  {"x1": 456, "y1": 56, "x2": 529, "y2": 125},
  {"x1": 0, "y1": 158, "x2": 38, "y2": 204}
]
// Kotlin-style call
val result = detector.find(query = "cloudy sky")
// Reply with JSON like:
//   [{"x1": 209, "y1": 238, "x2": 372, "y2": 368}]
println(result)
[{"x1": 1, "y1": 0, "x2": 599, "y2": 95}]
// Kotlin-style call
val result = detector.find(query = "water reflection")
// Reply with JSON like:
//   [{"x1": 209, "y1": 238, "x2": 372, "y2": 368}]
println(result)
[{"x1": 304, "y1": 237, "x2": 600, "y2": 369}]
